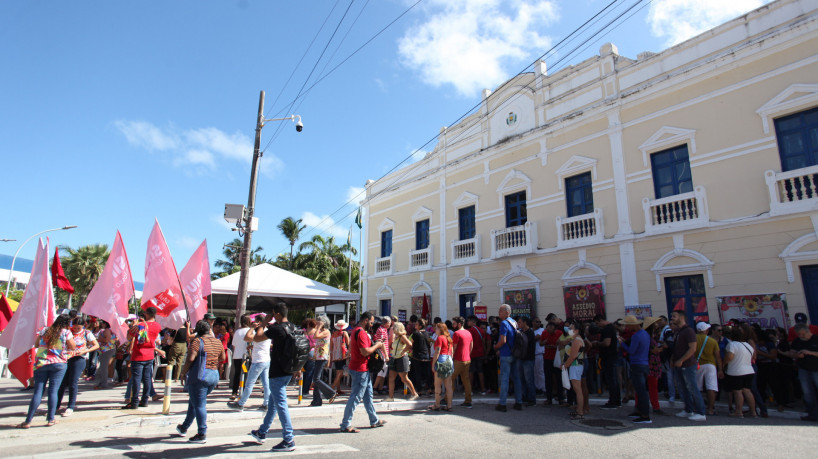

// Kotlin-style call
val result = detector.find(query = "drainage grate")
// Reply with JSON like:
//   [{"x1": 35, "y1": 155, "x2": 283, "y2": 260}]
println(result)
[{"x1": 572, "y1": 418, "x2": 630, "y2": 431}]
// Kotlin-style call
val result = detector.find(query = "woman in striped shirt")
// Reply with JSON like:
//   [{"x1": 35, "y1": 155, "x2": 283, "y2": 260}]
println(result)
[{"x1": 176, "y1": 320, "x2": 225, "y2": 444}]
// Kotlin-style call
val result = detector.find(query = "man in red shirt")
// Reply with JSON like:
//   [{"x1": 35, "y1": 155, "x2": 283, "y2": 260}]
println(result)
[
  {"x1": 788, "y1": 313, "x2": 818, "y2": 343},
  {"x1": 340, "y1": 312, "x2": 386, "y2": 432},
  {"x1": 467, "y1": 316, "x2": 488, "y2": 395},
  {"x1": 539, "y1": 321, "x2": 564, "y2": 405},
  {"x1": 124, "y1": 307, "x2": 164, "y2": 409},
  {"x1": 451, "y1": 316, "x2": 474, "y2": 408}
]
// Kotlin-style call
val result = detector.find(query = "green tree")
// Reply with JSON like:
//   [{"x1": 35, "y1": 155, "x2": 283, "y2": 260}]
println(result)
[
  {"x1": 212, "y1": 238, "x2": 265, "y2": 279},
  {"x1": 58, "y1": 244, "x2": 111, "y2": 307},
  {"x1": 277, "y1": 217, "x2": 306, "y2": 270}
]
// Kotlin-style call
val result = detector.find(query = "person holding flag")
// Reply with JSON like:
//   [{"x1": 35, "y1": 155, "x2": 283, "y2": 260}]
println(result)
[{"x1": 123, "y1": 306, "x2": 165, "y2": 409}]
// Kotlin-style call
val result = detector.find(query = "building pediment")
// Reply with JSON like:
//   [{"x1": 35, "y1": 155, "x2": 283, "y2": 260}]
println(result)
[
  {"x1": 757, "y1": 84, "x2": 818, "y2": 133},
  {"x1": 639, "y1": 126, "x2": 697, "y2": 166}
]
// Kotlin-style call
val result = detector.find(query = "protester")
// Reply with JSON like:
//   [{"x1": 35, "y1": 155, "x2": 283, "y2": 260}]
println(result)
[
  {"x1": 533, "y1": 317, "x2": 546, "y2": 394},
  {"x1": 670, "y1": 311, "x2": 707, "y2": 421},
  {"x1": 228, "y1": 315, "x2": 270, "y2": 411},
  {"x1": 57, "y1": 315, "x2": 99, "y2": 416},
  {"x1": 174, "y1": 320, "x2": 225, "y2": 443},
  {"x1": 301, "y1": 318, "x2": 318, "y2": 398},
  {"x1": 787, "y1": 312, "x2": 818, "y2": 343},
  {"x1": 724, "y1": 325, "x2": 757, "y2": 418},
  {"x1": 785, "y1": 323, "x2": 818, "y2": 421},
  {"x1": 540, "y1": 321, "x2": 564, "y2": 405},
  {"x1": 329, "y1": 319, "x2": 350, "y2": 397},
  {"x1": 384, "y1": 321, "x2": 420, "y2": 402},
  {"x1": 620, "y1": 315, "x2": 651, "y2": 424},
  {"x1": 249, "y1": 302, "x2": 298, "y2": 452},
  {"x1": 229, "y1": 314, "x2": 251, "y2": 400},
  {"x1": 642, "y1": 317, "x2": 665, "y2": 415},
  {"x1": 657, "y1": 315, "x2": 678, "y2": 403},
  {"x1": 695, "y1": 322, "x2": 723, "y2": 416},
  {"x1": 429, "y1": 322, "x2": 454, "y2": 411},
  {"x1": 561, "y1": 318, "x2": 587, "y2": 419},
  {"x1": 166, "y1": 322, "x2": 190, "y2": 382},
  {"x1": 594, "y1": 314, "x2": 621, "y2": 409},
  {"x1": 518, "y1": 317, "x2": 537, "y2": 406},
  {"x1": 93, "y1": 320, "x2": 117, "y2": 389},
  {"x1": 339, "y1": 311, "x2": 387, "y2": 433},
  {"x1": 18, "y1": 315, "x2": 76, "y2": 428},
  {"x1": 123, "y1": 307, "x2": 164, "y2": 409},
  {"x1": 495, "y1": 304, "x2": 522, "y2": 412},
  {"x1": 310, "y1": 316, "x2": 337, "y2": 406},
  {"x1": 409, "y1": 318, "x2": 433, "y2": 396},
  {"x1": 372, "y1": 316, "x2": 391, "y2": 395},
  {"x1": 450, "y1": 316, "x2": 473, "y2": 408}
]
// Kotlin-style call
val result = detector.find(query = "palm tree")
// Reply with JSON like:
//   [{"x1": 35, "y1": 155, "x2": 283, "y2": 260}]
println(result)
[
  {"x1": 58, "y1": 244, "x2": 111, "y2": 306},
  {"x1": 212, "y1": 238, "x2": 264, "y2": 279},
  {"x1": 277, "y1": 217, "x2": 306, "y2": 270}
]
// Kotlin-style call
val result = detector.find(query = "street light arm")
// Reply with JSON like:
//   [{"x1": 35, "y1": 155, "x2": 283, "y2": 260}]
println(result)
[
  {"x1": 5, "y1": 225, "x2": 77, "y2": 296},
  {"x1": 261, "y1": 114, "x2": 300, "y2": 125}
]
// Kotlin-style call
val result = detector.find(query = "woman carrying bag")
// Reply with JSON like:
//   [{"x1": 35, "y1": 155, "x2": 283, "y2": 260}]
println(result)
[
  {"x1": 561, "y1": 319, "x2": 587, "y2": 420},
  {"x1": 175, "y1": 320, "x2": 225, "y2": 444}
]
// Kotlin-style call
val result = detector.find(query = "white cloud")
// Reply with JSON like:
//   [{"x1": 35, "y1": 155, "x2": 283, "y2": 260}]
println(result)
[
  {"x1": 647, "y1": 0, "x2": 771, "y2": 47},
  {"x1": 115, "y1": 120, "x2": 282, "y2": 175},
  {"x1": 374, "y1": 78, "x2": 387, "y2": 93},
  {"x1": 410, "y1": 148, "x2": 430, "y2": 163},
  {"x1": 211, "y1": 213, "x2": 235, "y2": 231},
  {"x1": 301, "y1": 211, "x2": 349, "y2": 241},
  {"x1": 177, "y1": 236, "x2": 200, "y2": 249},
  {"x1": 398, "y1": 0, "x2": 558, "y2": 97},
  {"x1": 346, "y1": 186, "x2": 365, "y2": 205}
]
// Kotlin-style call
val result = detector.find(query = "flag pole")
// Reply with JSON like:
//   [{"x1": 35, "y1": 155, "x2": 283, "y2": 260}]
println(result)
[{"x1": 357, "y1": 222, "x2": 362, "y2": 323}]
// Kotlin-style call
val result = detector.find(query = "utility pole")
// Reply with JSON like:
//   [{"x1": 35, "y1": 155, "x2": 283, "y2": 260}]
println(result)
[{"x1": 235, "y1": 91, "x2": 265, "y2": 327}]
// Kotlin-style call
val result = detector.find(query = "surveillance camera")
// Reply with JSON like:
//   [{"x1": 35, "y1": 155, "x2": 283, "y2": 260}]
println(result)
[{"x1": 295, "y1": 120, "x2": 303, "y2": 132}]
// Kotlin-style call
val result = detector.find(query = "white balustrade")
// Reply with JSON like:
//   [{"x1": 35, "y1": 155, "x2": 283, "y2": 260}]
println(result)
[
  {"x1": 375, "y1": 255, "x2": 392, "y2": 275},
  {"x1": 766, "y1": 166, "x2": 818, "y2": 216},
  {"x1": 408, "y1": 245, "x2": 433, "y2": 271},
  {"x1": 451, "y1": 235, "x2": 481, "y2": 265},
  {"x1": 490, "y1": 221, "x2": 537, "y2": 258},
  {"x1": 642, "y1": 186, "x2": 709, "y2": 235},
  {"x1": 557, "y1": 209, "x2": 603, "y2": 248}
]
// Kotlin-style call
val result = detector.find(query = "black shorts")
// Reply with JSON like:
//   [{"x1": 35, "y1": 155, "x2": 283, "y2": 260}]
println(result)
[
  {"x1": 725, "y1": 373, "x2": 754, "y2": 391},
  {"x1": 333, "y1": 360, "x2": 345, "y2": 371},
  {"x1": 469, "y1": 356, "x2": 484, "y2": 374},
  {"x1": 390, "y1": 355, "x2": 410, "y2": 373}
]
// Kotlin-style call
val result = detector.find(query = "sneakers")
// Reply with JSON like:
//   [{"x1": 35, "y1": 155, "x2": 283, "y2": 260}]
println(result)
[
  {"x1": 382, "y1": 397, "x2": 395, "y2": 402},
  {"x1": 460, "y1": 402, "x2": 473, "y2": 409},
  {"x1": 188, "y1": 433, "x2": 206, "y2": 443},
  {"x1": 249, "y1": 430, "x2": 266, "y2": 444},
  {"x1": 121, "y1": 403, "x2": 137, "y2": 410},
  {"x1": 627, "y1": 411, "x2": 640, "y2": 418},
  {"x1": 227, "y1": 401, "x2": 244, "y2": 411},
  {"x1": 495, "y1": 404, "x2": 507, "y2": 412},
  {"x1": 175, "y1": 424, "x2": 187, "y2": 437},
  {"x1": 601, "y1": 403, "x2": 621, "y2": 410},
  {"x1": 138, "y1": 401, "x2": 148, "y2": 407},
  {"x1": 689, "y1": 413, "x2": 707, "y2": 421},
  {"x1": 633, "y1": 416, "x2": 652, "y2": 424},
  {"x1": 271, "y1": 440, "x2": 295, "y2": 452},
  {"x1": 61, "y1": 408, "x2": 73, "y2": 417},
  {"x1": 676, "y1": 410, "x2": 693, "y2": 418},
  {"x1": 408, "y1": 394, "x2": 419, "y2": 401}
]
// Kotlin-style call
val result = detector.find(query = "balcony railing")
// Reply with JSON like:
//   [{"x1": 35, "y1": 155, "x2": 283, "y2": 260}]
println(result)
[
  {"x1": 408, "y1": 245, "x2": 433, "y2": 272},
  {"x1": 491, "y1": 221, "x2": 537, "y2": 258},
  {"x1": 766, "y1": 166, "x2": 818, "y2": 216},
  {"x1": 557, "y1": 209, "x2": 603, "y2": 248},
  {"x1": 375, "y1": 255, "x2": 392, "y2": 276},
  {"x1": 643, "y1": 186, "x2": 709, "y2": 235},
  {"x1": 451, "y1": 235, "x2": 481, "y2": 265}
]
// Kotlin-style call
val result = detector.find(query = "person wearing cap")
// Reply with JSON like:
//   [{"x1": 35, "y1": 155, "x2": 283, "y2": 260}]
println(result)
[
  {"x1": 695, "y1": 322, "x2": 723, "y2": 416},
  {"x1": 619, "y1": 315, "x2": 651, "y2": 423},
  {"x1": 788, "y1": 312, "x2": 818, "y2": 343},
  {"x1": 329, "y1": 319, "x2": 350, "y2": 399},
  {"x1": 204, "y1": 313, "x2": 217, "y2": 328},
  {"x1": 670, "y1": 311, "x2": 707, "y2": 421}
]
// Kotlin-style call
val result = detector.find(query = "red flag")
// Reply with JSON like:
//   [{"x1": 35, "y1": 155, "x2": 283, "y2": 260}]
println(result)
[
  {"x1": 142, "y1": 288, "x2": 181, "y2": 317},
  {"x1": 0, "y1": 293, "x2": 13, "y2": 332},
  {"x1": 0, "y1": 238, "x2": 56, "y2": 386},
  {"x1": 142, "y1": 220, "x2": 185, "y2": 329},
  {"x1": 80, "y1": 231, "x2": 135, "y2": 345},
  {"x1": 180, "y1": 240, "x2": 211, "y2": 326},
  {"x1": 51, "y1": 247, "x2": 75, "y2": 294},
  {"x1": 422, "y1": 293, "x2": 430, "y2": 322}
]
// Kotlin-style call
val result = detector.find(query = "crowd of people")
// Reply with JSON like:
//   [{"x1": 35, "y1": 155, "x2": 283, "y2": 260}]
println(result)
[{"x1": 14, "y1": 300, "x2": 818, "y2": 452}]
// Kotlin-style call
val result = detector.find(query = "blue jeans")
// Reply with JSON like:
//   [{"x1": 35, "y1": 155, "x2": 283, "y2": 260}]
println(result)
[
  {"x1": 663, "y1": 362, "x2": 677, "y2": 400},
  {"x1": 182, "y1": 368, "x2": 218, "y2": 435},
  {"x1": 499, "y1": 355, "x2": 522, "y2": 406},
  {"x1": 301, "y1": 359, "x2": 316, "y2": 396},
  {"x1": 340, "y1": 369, "x2": 379, "y2": 429},
  {"x1": 130, "y1": 360, "x2": 154, "y2": 404},
  {"x1": 518, "y1": 359, "x2": 536, "y2": 402},
  {"x1": 238, "y1": 361, "x2": 270, "y2": 407},
  {"x1": 675, "y1": 365, "x2": 706, "y2": 415},
  {"x1": 26, "y1": 363, "x2": 67, "y2": 423},
  {"x1": 630, "y1": 364, "x2": 650, "y2": 417},
  {"x1": 798, "y1": 369, "x2": 818, "y2": 419},
  {"x1": 57, "y1": 356, "x2": 86, "y2": 410},
  {"x1": 259, "y1": 375, "x2": 294, "y2": 443}
]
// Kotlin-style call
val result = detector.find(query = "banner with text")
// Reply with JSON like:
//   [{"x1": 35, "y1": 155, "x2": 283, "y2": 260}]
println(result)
[
  {"x1": 717, "y1": 294, "x2": 788, "y2": 329},
  {"x1": 564, "y1": 284, "x2": 606, "y2": 322},
  {"x1": 411, "y1": 295, "x2": 431, "y2": 318},
  {"x1": 624, "y1": 305, "x2": 653, "y2": 320},
  {"x1": 503, "y1": 289, "x2": 537, "y2": 319},
  {"x1": 475, "y1": 305, "x2": 488, "y2": 321}
]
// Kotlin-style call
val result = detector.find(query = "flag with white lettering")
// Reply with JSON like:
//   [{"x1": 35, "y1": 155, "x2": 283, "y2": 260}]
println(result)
[
  {"x1": 0, "y1": 238, "x2": 56, "y2": 386},
  {"x1": 80, "y1": 231, "x2": 135, "y2": 345},
  {"x1": 180, "y1": 240, "x2": 211, "y2": 327},
  {"x1": 142, "y1": 220, "x2": 186, "y2": 329}
]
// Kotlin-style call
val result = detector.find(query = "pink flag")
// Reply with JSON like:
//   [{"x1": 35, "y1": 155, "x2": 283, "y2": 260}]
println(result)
[
  {"x1": 80, "y1": 231, "x2": 135, "y2": 345},
  {"x1": 142, "y1": 220, "x2": 186, "y2": 329},
  {"x1": 180, "y1": 239, "x2": 211, "y2": 327},
  {"x1": 0, "y1": 238, "x2": 56, "y2": 386}
]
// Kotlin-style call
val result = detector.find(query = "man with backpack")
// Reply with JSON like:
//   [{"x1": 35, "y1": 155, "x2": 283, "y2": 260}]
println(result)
[
  {"x1": 494, "y1": 304, "x2": 523, "y2": 412},
  {"x1": 340, "y1": 312, "x2": 387, "y2": 432},
  {"x1": 249, "y1": 302, "x2": 306, "y2": 453}
]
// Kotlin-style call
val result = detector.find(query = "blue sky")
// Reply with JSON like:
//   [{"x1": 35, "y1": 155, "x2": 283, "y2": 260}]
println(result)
[{"x1": 1, "y1": 0, "x2": 770, "y2": 282}]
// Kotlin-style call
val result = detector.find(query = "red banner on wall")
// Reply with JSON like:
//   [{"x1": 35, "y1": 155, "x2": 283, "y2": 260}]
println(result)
[
  {"x1": 563, "y1": 284, "x2": 605, "y2": 322},
  {"x1": 503, "y1": 289, "x2": 536, "y2": 319},
  {"x1": 475, "y1": 305, "x2": 488, "y2": 321}
]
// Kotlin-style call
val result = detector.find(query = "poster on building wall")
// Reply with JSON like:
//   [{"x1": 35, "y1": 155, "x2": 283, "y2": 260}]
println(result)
[
  {"x1": 563, "y1": 284, "x2": 606, "y2": 322},
  {"x1": 398, "y1": 309, "x2": 407, "y2": 323},
  {"x1": 475, "y1": 305, "x2": 488, "y2": 321},
  {"x1": 504, "y1": 289, "x2": 537, "y2": 319},
  {"x1": 717, "y1": 294, "x2": 789, "y2": 329},
  {"x1": 624, "y1": 305, "x2": 652, "y2": 320},
  {"x1": 411, "y1": 295, "x2": 431, "y2": 320}
]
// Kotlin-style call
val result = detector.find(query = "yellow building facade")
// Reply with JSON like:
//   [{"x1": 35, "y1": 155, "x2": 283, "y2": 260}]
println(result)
[{"x1": 361, "y1": 0, "x2": 818, "y2": 328}]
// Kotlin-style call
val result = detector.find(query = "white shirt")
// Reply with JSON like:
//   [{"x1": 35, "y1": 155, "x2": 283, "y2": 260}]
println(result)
[
  {"x1": 232, "y1": 327, "x2": 250, "y2": 359},
  {"x1": 251, "y1": 338, "x2": 271, "y2": 363},
  {"x1": 726, "y1": 341, "x2": 755, "y2": 376},
  {"x1": 534, "y1": 327, "x2": 545, "y2": 355}
]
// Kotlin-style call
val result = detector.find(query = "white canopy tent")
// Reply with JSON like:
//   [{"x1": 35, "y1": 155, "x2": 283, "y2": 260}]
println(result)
[{"x1": 209, "y1": 263, "x2": 358, "y2": 314}]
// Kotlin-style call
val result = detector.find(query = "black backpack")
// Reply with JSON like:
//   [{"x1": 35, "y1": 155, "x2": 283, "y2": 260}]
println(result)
[
  {"x1": 276, "y1": 322, "x2": 310, "y2": 374},
  {"x1": 354, "y1": 328, "x2": 384, "y2": 374},
  {"x1": 511, "y1": 323, "x2": 528, "y2": 360}
]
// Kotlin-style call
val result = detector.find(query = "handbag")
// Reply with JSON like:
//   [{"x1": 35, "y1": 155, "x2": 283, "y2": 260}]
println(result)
[
  {"x1": 553, "y1": 348, "x2": 562, "y2": 368},
  {"x1": 561, "y1": 367, "x2": 571, "y2": 389},
  {"x1": 189, "y1": 338, "x2": 208, "y2": 383}
]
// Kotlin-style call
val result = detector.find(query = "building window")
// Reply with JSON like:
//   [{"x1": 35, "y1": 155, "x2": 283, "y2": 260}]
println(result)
[
  {"x1": 458, "y1": 293, "x2": 476, "y2": 318},
  {"x1": 651, "y1": 145, "x2": 693, "y2": 199},
  {"x1": 415, "y1": 219, "x2": 429, "y2": 250},
  {"x1": 380, "y1": 299, "x2": 392, "y2": 317},
  {"x1": 458, "y1": 206, "x2": 476, "y2": 240},
  {"x1": 505, "y1": 191, "x2": 527, "y2": 228},
  {"x1": 774, "y1": 106, "x2": 818, "y2": 172},
  {"x1": 565, "y1": 171, "x2": 593, "y2": 217},
  {"x1": 380, "y1": 230, "x2": 392, "y2": 258},
  {"x1": 664, "y1": 274, "x2": 708, "y2": 325}
]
